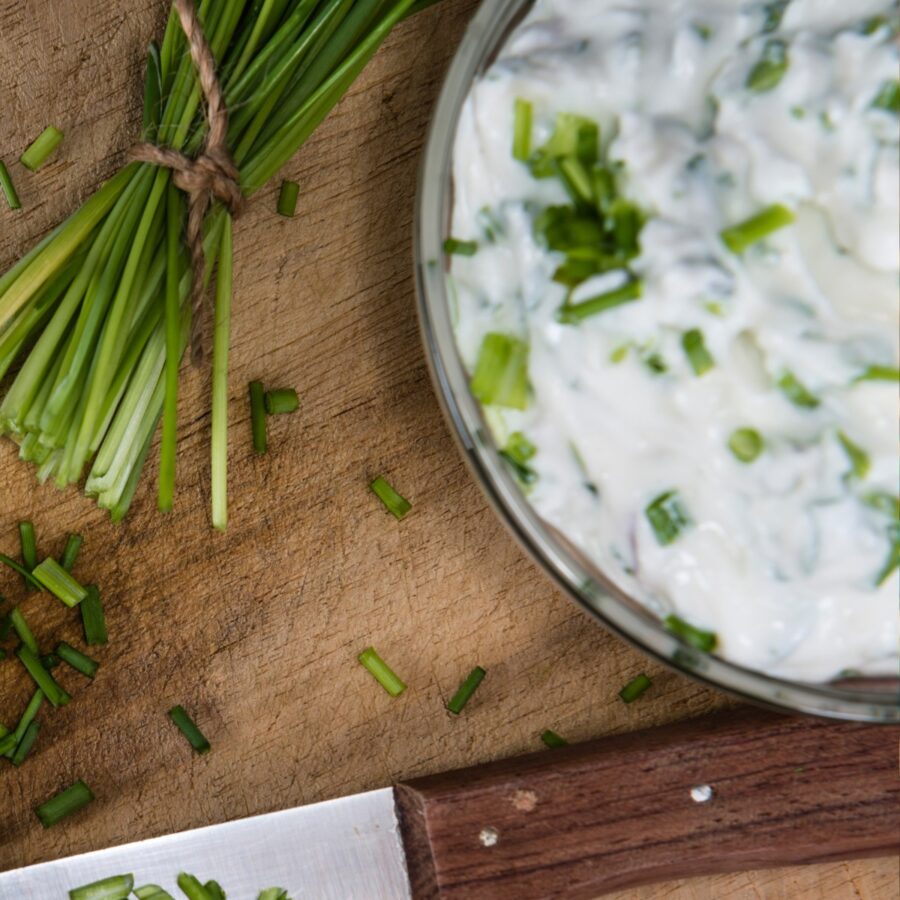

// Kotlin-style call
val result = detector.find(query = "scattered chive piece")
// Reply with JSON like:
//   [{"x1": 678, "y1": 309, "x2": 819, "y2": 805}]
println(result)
[
  {"x1": 500, "y1": 431, "x2": 538, "y2": 486},
  {"x1": 11, "y1": 719, "x2": 40, "y2": 767},
  {"x1": 57, "y1": 641, "x2": 99, "y2": 678},
  {"x1": 746, "y1": 39, "x2": 788, "y2": 92},
  {"x1": 276, "y1": 179, "x2": 300, "y2": 217},
  {"x1": 69, "y1": 874, "x2": 135, "y2": 900},
  {"x1": 176, "y1": 874, "x2": 212, "y2": 900},
  {"x1": 35, "y1": 779, "x2": 94, "y2": 827},
  {"x1": 557, "y1": 277, "x2": 642, "y2": 324},
  {"x1": 32, "y1": 557, "x2": 89, "y2": 607},
  {"x1": 249, "y1": 381, "x2": 268, "y2": 454},
  {"x1": 20, "y1": 126, "x2": 64, "y2": 172},
  {"x1": 854, "y1": 365, "x2": 900, "y2": 383},
  {"x1": 644, "y1": 351, "x2": 668, "y2": 375},
  {"x1": 470, "y1": 332, "x2": 530, "y2": 409},
  {"x1": 646, "y1": 491, "x2": 692, "y2": 545},
  {"x1": 41, "y1": 653, "x2": 61, "y2": 669},
  {"x1": 204, "y1": 881, "x2": 227, "y2": 900},
  {"x1": 134, "y1": 886, "x2": 173, "y2": 900},
  {"x1": 168, "y1": 705, "x2": 211, "y2": 754},
  {"x1": 837, "y1": 431, "x2": 870, "y2": 480},
  {"x1": 60, "y1": 533, "x2": 84, "y2": 572},
  {"x1": 17, "y1": 645, "x2": 71, "y2": 707},
  {"x1": 0, "y1": 160, "x2": 21, "y2": 210},
  {"x1": 264, "y1": 388, "x2": 299, "y2": 415},
  {"x1": 81, "y1": 586, "x2": 108, "y2": 645},
  {"x1": 541, "y1": 729, "x2": 568, "y2": 748},
  {"x1": 4, "y1": 689, "x2": 43, "y2": 759},
  {"x1": 619, "y1": 673, "x2": 653, "y2": 703},
  {"x1": 664, "y1": 614, "x2": 718, "y2": 652},
  {"x1": 9, "y1": 606, "x2": 38, "y2": 655},
  {"x1": 512, "y1": 98, "x2": 533, "y2": 162},
  {"x1": 720, "y1": 203, "x2": 795, "y2": 253},
  {"x1": 871, "y1": 79, "x2": 900, "y2": 115},
  {"x1": 728, "y1": 428, "x2": 764, "y2": 463},
  {"x1": 19, "y1": 521, "x2": 37, "y2": 589},
  {"x1": 777, "y1": 371, "x2": 819, "y2": 409},
  {"x1": 357, "y1": 646, "x2": 407, "y2": 697},
  {"x1": 447, "y1": 666, "x2": 486, "y2": 714},
  {"x1": 443, "y1": 237, "x2": 478, "y2": 257},
  {"x1": 681, "y1": 329, "x2": 715, "y2": 375},
  {"x1": 370, "y1": 476, "x2": 412, "y2": 520}
]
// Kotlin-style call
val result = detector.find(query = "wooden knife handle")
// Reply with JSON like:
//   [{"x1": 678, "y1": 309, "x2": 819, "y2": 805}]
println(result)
[{"x1": 394, "y1": 707, "x2": 900, "y2": 899}]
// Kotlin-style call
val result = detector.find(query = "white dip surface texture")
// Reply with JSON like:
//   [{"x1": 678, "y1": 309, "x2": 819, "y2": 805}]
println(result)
[{"x1": 448, "y1": 0, "x2": 900, "y2": 680}]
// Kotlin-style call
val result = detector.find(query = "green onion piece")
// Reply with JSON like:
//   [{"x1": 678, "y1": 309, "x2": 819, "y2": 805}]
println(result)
[
  {"x1": 777, "y1": 371, "x2": 819, "y2": 408},
  {"x1": 32, "y1": 557, "x2": 89, "y2": 607},
  {"x1": 854, "y1": 365, "x2": 900, "y2": 382},
  {"x1": 11, "y1": 719, "x2": 40, "y2": 766},
  {"x1": 557, "y1": 277, "x2": 642, "y2": 324},
  {"x1": 664, "y1": 614, "x2": 718, "y2": 652},
  {"x1": 358, "y1": 646, "x2": 407, "y2": 697},
  {"x1": 9, "y1": 606, "x2": 38, "y2": 654},
  {"x1": 249, "y1": 381, "x2": 268, "y2": 454},
  {"x1": 837, "y1": 431, "x2": 870, "y2": 479},
  {"x1": 443, "y1": 237, "x2": 478, "y2": 257},
  {"x1": 42, "y1": 653, "x2": 61, "y2": 669},
  {"x1": 541, "y1": 729, "x2": 568, "y2": 748},
  {"x1": 470, "y1": 332, "x2": 530, "y2": 409},
  {"x1": 20, "y1": 126, "x2": 64, "y2": 171},
  {"x1": 35, "y1": 779, "x2": 94, "y2": 827},
  {"x1": 80, "y1": 586, "x2": 108, "y2": 645},
  {"x1": 512, "y1": 98, "x2": 533, "y2": 162},
  {"x1": 176, "y1": 873, "x2": 213, "y2": 900},
  {"x1": 0, "y1": 160, "x2": 21, "y2": 210},
  {"x1": 60, "y1": 533, "x2": 84, "y2": 572},
  {"x1": 143, "y1": 42, "x2": 162, "y2": 141},
  {"x1": 370, "y1": 476, "x2": 412, "y2": 520},
  {"x1": 746, "y1": 39, "x2": 789, "y2": 92},
  {"x1": 57, "y1": 641, "x2": 99, "y2": 678},
  {"x1": 17, "y1": 645, "x2": 71, "y2": 707},
  {"x1": 618, "y1": 673, "x2": 653, "y2": 703},
  {"x1": 168, "y1": 705, "x2": 211, "y2": 754},
  {"x1": 4, "y1": 689, "x2": 43, "y2": 760},
  {"x1": 257, "y1": 890, "x2": 289, "y2": 900},
  {"x1": 277, "y1": 179, "x2": 300, "y2": 217},
  {"x1": 871, "y1": 79, "x2": 900, "y2": 114},
  {"x1": 645, "y1": 491, "x2": 692, "y2": 545},
  {"x1": 70, "y1": 873, "x2": 135, "y2": 900},
  {"x1": 204, "y1": 881, "x2": 227, "y2": 900},
  {"x1": 265, "y1": 388, "x2": 299, "y2": 415},
  {"x1": 728, "y1": 428, "x2": 764, "y2": 463},
  {"x1": 681, "y1": 329, "x2": 715, "y2": 375},
  {"x1": 721, "y1": 203, "x2": 795, "y2": 253},
  {"x1": 19, "y1": 521, "x2": 37, "y2": 584},
  {"x1": 447, "y1": 666, "x2": 486, "y2": 714}
]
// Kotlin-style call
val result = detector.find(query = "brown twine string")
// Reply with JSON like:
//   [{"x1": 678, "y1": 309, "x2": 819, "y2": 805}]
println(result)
[{"x1": 130, "y1": 0, "x2": 244, "y2": 366}]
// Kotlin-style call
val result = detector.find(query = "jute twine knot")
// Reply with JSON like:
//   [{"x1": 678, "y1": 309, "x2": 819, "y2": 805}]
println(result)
[{"x1": 130, "y1": 0, "x2": 244, "y2": 366}]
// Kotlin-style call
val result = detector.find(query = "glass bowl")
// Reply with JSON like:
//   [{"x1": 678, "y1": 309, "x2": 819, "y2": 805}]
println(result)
[{"x1": 414, "y1": 0, "x2": 900, "y2": 722}]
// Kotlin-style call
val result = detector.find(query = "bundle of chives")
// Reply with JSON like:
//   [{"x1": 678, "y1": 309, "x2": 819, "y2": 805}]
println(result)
[{"x1": 0, "y1": 0, "x2": 436, "y2": 528}]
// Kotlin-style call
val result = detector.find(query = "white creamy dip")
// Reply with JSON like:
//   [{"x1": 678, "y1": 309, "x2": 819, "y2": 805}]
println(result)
[{"x1": 448, "y1": 0, "x2": 900, "y2": 680}]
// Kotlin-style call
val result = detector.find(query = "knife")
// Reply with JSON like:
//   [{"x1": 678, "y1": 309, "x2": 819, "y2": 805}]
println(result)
[{"x1": 2, "y1": 708, "x2": 897, "y2": 899}]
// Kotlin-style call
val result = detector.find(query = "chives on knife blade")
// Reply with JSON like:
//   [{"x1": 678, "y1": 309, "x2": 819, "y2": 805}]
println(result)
[
  {"x1": 168, "y1": 705, "x2": 210, "y2": 754},
  {"x1": 447, "y1": 666, "x2": 486, "y2": 714},
  {"x1": 35, "y1": 779, "x2": 94, "y2": 827},
  {"x1": 69, "y1": 874, "x2": 135, "y2": 900},
  {"x1": 81, "y1": 586, "x2": 108, "y2": 645},
  {"x1": 20, "y1": 126, "x2": 64, "y2": 171},
  {"x1": 264, "y1": 388, "x2": 299, "y2": 415},
  {"x1": 370, "y1": 476, "x2": 412, "y2": 520},
  {"x1": 358, "y1": 646, "x2": 406, "y2": 696},
  {"x1": 277, "y1": 180, "x2": 300, "y2": 217}
]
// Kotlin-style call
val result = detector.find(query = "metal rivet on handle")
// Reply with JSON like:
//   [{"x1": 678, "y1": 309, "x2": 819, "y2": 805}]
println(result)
[
  {"x1": 690, "y1": 784, "x2": 715, "y2": 803},
  {"x1": 479, "y1": 826, "x2": 499, "y2": 847}
]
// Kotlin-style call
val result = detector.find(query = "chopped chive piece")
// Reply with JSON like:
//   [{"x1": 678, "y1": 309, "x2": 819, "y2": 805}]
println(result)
[
  {"x1": 264, "y1": 388, "x2": 299, "y2": 415},
  {"x1": 540, "y1": 729, "x2": 568, "y2": 748},
  {"x1": 257, "y1": 891, "x2": 289, "y2": 900},
  {"x1": 17, "y1": 645, "x2": 71, "y2": 707},
  {"x1": 32, "y1": 557, "x2": 88, "y2": 607},
  {"x1": 35, "y1": 779, "x2": 94, "y2": 827},
  {"x1": 11, "y1": 719, "x2": 40, "y2": 766},
  {"x1": 871, "y1": 80, "x2": 900, "y2": 114},
  {"x1": 721, "y1": 203, "x2": 795, "y2": 253},
  {"x1": 447, "y1": 666, "x2": 486, "y2": 714},
  {"x1": 728, "y1": 428, "x2": 764, "y2": 463},
  {"x1": 746, "y1": 39, "x2": 788, "y2": 92},
  {"x1": 20, "y1": 126, "x2": 64, "y2": 171},
  {"x1": 610, "y1": 343, "x2": 630, "y2": 363},
  {"x1": 555, "y1": 157, "x2": 594, "y2": 207},
  {"x1": 4, "y1": 689, "x2": 43, "y2": 759},
  {"x1": 557, "y1": 277, "x2": 642, "y2": 324},
  {"x1": 512, "y1": 98, "x2": 533, "y2": 162},
  {"x1": 837, "y1": 431, "x2": 870, "y2": 479},
  {"x1": 0, "y1": 160, "x2": 21, "y2": 210},
  {"x1": 57, "y1": 641, "x2": 99, "y2": 678},
  {"x1": 42, "y1": 653, "x2": 61, "y2": 669},
  {"x1": 0, "y1": 733, "x2": 15, "y2": 756},
  {"x1": 69, "y1": 873, "x2": 135, "y2": 900},
  {"x1": 761, "y1": 0, "x2": 789, "y2": 32},
  {"x1": 470, "y1": 332, "x2": 530, "y2": 409},
  {"x1": 854, "y1": 365, "x2": 900, "y2": 383},
  {"x1": 644, "y1": 352, "x2": 667, "y2": 374},
  {"x1": 443, "y1": 237, "x2": 478, "y2": 257},
  {"x1": 619, "y1": 673, "x2": 653, "y2": 703},
  {"x1": 168, "y1": 705, "x2": 211, "y2": 754},
  {"x1": 19, "y1": 521, "x2": 37, "y2": 586},
  {"x1": 500, "y1": 431, "x2": 538, "y2": 485},
  {"x1": 646, "y1": 490, "x2": 692, "y2": 545},
  {"x1": 176, "y1": 874, "x2": 213, "y2": 900},
  {"x1": 60, "y1": 533, "x2": 83, "y2": 572},
  {"x1": 134, "y1": 886, "x2": 173, "y2": 900},
  {"x1": 204, "y1": 881, "x2": 227, "y2": 900},
  {"x1": 681, "y1": 329, "x2": 714, "y2": 375},
  {"x1": 358, "y1": 646, "x2": 407, "y2": 697},
  {"x1": 530, "y1": 113, "x2": 599, "y2": 177},
  {"x1": 9, "y1": 606, "x2": 38, "y2": 654},
  {"x1": 277, "y1": 179, "x2": 300, "y2": 217},
  {"x1": 874, "y1": 529, "x2": 899, "y2": 586},
  {"x1": 777, "y1": 371, "x2": 819, "y2": 408},
  {"x1": 693, "y1": 22, "x2": 713, "y2": 40},
  {"x1": 370, "y1": 476, "x2": 412, "y2": 520},
  {"x1": 664, "y1": 614, "x2": 718, "y2": 652},
  {"x1": 81, "y1": 586, "x2": 108, "y2": 645},
  {"x1": 249, "y1": 381, "x2": 268, "y2": 454}
]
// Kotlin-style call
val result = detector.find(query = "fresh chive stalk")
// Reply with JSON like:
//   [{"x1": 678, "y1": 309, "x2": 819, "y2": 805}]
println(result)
[
  {"x1": 277, "y1": 179, "x2": 300, "y2": 217},
  {"x1": 619, "y1": 673, "x2": 652, "y2": 703},
  {"x1": 556, "y1": 277, "x2": 643, "y2": 324},
  {"x1": 721, "y1": 203, "x2": 795, "y2": 253},
  {"x1": 20, "y1": 126, "x2": 64, "y2": 171},
  {"x1": 249, "y1": 380, "x2": 268, "y2": 454},
  {"x1": 443, "y1": 237, "x2": 478, "y2": 257},
  {"x1": 32, "y1": 557, "x2": 89, "y2": 607},
  {"x1": 35, "y1": 780, "x2": 94, "y2": 827},
  {"x1": 69, "y1": 874, "x2": 135, "y2": 900},
  {"x1": 18, "y1": 645, "x2": 71, "y2": 707},
  {"x1": 370, "y1": 476, "x2": 412, "y2": 520},
  {"x1": 168, "y1": 705, "x2": 211, "y2": 754},
  {"x1": 0, "y1": 161, "x2": 21, "y2": 210},
  {"x1": 358, "y1": 646, "x2": 406, "y2": 696},
  {"x1": 143, "y1": 42, "x2": 163, "y2": 140},
  {"x1": 837, "y1": 431, "x2": 870, "y2": 479},
  {"x1": 11, "y1": 719, "x2": 40, "y2": 766},
  {"x1": 81, "y1": 585, "x2": 108, "y2": 645},
  {"x1": 645, "y1": 491, "x2": 691, "y2": 545},
  {"x1": 470, "y1": 332, "x2": 529, "y2": 409},
  {"x1": 0, "y1": 732, "x2": 15, "y2": 756},
  {"x1": 664, "y1": 614, "x2": 718, "y2": 652},
  {"x1": 728, "y1": 427, "x2": 764, "y2": 463},
  {"x1": 9, "y1": 606, "x2": 38, "y2": 654},
  {"x1": 57, "y1": 641, "x2": 99, "y2": 678},
  {"x1": 447, "y1": 666, "x2": 486, "y2": 714},
  {"x1": 540, "y1": 729, "x2": 568, "y2": 748},
  {"x1": 512, "y1": 98, "x2": 533, "y2": 162},
  {"x1": 681, "y1": 329, "x2": 714, "y2": 375},
  {"x1": 264, "y1": 388, "x2": 299, "y2": 414}
]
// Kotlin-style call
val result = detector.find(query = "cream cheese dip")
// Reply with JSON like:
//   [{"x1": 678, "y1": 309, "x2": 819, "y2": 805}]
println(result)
[{"x1": 447, "y1": 0, "x2": 900, "y2": 680}]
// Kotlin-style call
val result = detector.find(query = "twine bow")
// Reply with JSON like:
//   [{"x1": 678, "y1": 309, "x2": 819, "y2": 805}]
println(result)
[{"x1": 130, "y1": 0, "x2": 243, "y2": 366}]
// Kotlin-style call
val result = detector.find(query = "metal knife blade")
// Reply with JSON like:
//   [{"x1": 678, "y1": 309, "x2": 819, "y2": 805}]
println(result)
[{"x1": 0, "y1": 788, "x2": 411, "y2": 899}]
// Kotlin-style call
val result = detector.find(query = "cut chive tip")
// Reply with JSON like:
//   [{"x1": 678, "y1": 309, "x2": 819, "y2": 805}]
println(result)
[
  {"x1": 60, "y1": 533, "x2": 84, "y2": 572},
  {"x1": 168, "y1": 705, "x2": 211, "y2": 755},
  {"x1": 32, "y1": 557, "x2": 89, "y2": 607},
  {"x1": 358, "y1": 647, "x2": 407, "y2": 697},
  {"x1": 540, "y1": 729, "x2": 568, "y2": 748},
  {"x1": 370, "y1": 476, "x2": 412, "y2": 520},
  {"x1": 57, "y1": 641, "x2": 99, "y2": 678},
  {"x1": 249, "y1": 380, "x2": 268, "y2": 454},
  {"x1": 664, "y1": 614, "x2": 718, "y2": 652},
  {"x1": 69, "y1": 874, "x2": 135, "y2": 900},
  {"x1": 618, "y1": 673, "x2": 652, "y2": 704},
  {"x1": 264, "y1": 387, "x2": 299, "y2": 415},
  {"x1": 443, "y1": 237, "x2": 478, "y2": 257},
  {"x1": 447, "y1": 666, "x2": 487, "y2": 714},
  {"x1": 277, "y1": 179, "x2": 300, "y2": 217},
  {"x1": 35, "y1": 779, "x2": 94, "y2": 828},
  {"x1": 20, "y1": 126, "x2": 64, "y2": 172},
  {"x1": 0, "y1": 160, "x2": 21, "y2": 210}
]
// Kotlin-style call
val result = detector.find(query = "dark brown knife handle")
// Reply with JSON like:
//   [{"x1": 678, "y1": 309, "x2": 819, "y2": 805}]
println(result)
[{"x1": 394, "y1": 707, "x2": 900, "y2": 899}]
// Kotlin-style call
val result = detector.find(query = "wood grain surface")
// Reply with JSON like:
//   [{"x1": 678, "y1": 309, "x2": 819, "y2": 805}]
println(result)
[{"x1": 0, "y1": 1, "x2": 896, "y2": 897}]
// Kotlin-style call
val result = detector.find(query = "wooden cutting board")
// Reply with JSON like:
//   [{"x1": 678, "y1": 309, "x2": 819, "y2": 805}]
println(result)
[{"x1": 0, "y1": 1, "x2": 896, "y2": 896}]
